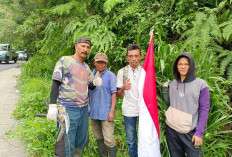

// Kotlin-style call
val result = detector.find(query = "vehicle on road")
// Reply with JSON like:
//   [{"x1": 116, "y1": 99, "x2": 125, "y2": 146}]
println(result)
[
  {"x1": 16, "y1": 51, "x2": 28, "y2": 61},
  {"x1": 0, "y1": 44, "x2": 18, "y2": 64}
]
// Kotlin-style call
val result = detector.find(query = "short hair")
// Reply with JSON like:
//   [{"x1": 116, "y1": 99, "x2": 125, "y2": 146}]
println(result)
[{"x1": 126, "y1": 44, "x2": 141, "y2": 56}]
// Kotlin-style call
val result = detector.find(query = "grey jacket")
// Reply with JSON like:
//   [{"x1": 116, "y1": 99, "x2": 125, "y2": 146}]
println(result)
[{"x1": 165, "y1": 53, "x2": 210, "y2": 137}]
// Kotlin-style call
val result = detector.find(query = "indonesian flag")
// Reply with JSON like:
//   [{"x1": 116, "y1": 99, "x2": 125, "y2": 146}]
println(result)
[{"x1": 138, "y1": 36, "x2": 161, "y2": 156}]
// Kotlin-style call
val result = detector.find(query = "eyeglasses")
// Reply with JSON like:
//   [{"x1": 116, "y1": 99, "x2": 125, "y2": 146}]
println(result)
[{"x1": 177, "y1": 63, "x2": 190, "y2": 67}]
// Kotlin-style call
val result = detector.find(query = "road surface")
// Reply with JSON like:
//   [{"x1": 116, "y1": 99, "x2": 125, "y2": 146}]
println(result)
[{"x1": 0, "y1": 61, "x2": 21, "y2": 72}]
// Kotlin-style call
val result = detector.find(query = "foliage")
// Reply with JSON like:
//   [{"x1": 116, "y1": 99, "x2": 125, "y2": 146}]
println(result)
[
  {"x1": 220, "y1": 18, "x2": 232, "y2": 42},
  {"x1": 182, "y1": 9, "x2": 232, "y2": 81},
  {"x1": 218, "y1": 50, "x2": 232, "y2": 80},
  {"x1": 7, "y1": 118, "x2": 57, "y2": 156},
  {"x1": 13, "y1": 76, "x2": 51, "y2": 119},
  {"x1": 0, "y1": 2, "x2": 18, "y2": 45},
  {"x1": 203, "y1": 76, "x2": 232, "y2": 156},
  {"x1": 2, "y1": 0, "x2": 232, "y2": 156}
]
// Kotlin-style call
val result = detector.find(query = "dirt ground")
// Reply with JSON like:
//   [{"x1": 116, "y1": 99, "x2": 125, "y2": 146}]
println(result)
[{"x1": 0, "y1": 67, "x2": 27, "y2": 156}]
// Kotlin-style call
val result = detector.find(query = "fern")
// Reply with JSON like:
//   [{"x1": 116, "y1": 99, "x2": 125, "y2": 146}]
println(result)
[
  {"x1": 48, "y1": 1, "x2": 80, "y2": 16},
  {"x1": 98, "y1": 29, "x2": 116, "y2": 52},
  {"x1": 63, "y1": 17, "x2": 82, "y2": 34},
  {"x1": 40, "y1": 21, "x2": 61, "y2": 54},
  {"x1": 220, "y1": 56, "x2": 231, "y2": 75},
  {"x1": 103, "y1": 0, "x2": 125, "y2": 13},
  {"x1": 86, "y1": 15, "x2": 102, "y2": 30},
  {"x1": 72, "y1": 15, "x2": 116, "y2": 53},
  {"x1": 182, "y1": 12, "x2": 221, "y2": 47},
  {"x1": 110, "y1": 12, "x2": 128, "y2": 28},
  {"x1": 218, "y1": 50, "x2": 230, "y2": 58},
  {"x1": 218, "y1": 50, "x2": 232, "y2": 80},
  {"x1": 217, "y1": 0, "x2": 228, "y2": 11},
  {"x1": 219, "y1": 19, "x2": 232, "y2": 42},
  {"x1": 228, "y1": 64, "x2": 232, "y2": 80}
]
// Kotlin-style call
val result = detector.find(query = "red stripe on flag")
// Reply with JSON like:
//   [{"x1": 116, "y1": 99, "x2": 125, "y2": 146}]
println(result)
[{"x1": 142, "y1": 36, "x2": 160, "y2": 138}]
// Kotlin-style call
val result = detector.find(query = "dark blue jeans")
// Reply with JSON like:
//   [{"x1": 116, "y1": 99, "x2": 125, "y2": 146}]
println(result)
[{"x1": 124, "y1": 116, "x2": 138, "y2": 157}]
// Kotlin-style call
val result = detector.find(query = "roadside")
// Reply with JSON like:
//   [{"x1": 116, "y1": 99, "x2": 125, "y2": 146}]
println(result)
[{"x1": 0, "y1": 67, "x2": 28, "y2": 157}]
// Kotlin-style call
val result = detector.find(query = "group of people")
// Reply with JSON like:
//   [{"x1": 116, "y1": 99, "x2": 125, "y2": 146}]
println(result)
[{"x1": 47, "y1": 37, "x2": 210, "y2": 157}]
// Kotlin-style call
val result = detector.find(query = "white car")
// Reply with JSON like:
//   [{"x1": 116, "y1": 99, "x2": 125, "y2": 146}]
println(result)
[{"x1": 16, "y1": 51, "x2": 28, "y2": 61}]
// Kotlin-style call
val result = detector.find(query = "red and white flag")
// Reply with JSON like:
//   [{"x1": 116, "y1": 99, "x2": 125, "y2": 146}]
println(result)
[{"x1": 138, "y1": 35, "x2": 161, "y2": 157}]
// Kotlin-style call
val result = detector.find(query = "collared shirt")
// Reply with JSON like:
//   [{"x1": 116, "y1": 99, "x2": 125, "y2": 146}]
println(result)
[
  {"x1": 52, "y1": 56, "x2": 93, "y2": 107},
  {"x1": 116, "y1": 65, "x2": 142, "y2": 116},
  {"x1": 89, "y1": 68, "x2": 117, "y2": 120}
]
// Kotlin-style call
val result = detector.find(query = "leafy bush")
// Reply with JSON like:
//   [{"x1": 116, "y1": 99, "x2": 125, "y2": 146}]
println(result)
[
  {"x1": 8, "y1": 118, "x2": 57, "y2": 156},
  {"x1": 13, "y1": 77, "x2": 51, "y2": 119}
]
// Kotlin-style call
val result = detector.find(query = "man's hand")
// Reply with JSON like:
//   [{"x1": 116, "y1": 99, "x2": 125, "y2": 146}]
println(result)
[
  {"x1": 123, "y1": 79, "x2": 131, "y2": 90},
  {"x1": 47, "y1": 104, "x2": 58, "y2": 122},
  {"x1": 117, "y1": 79, "x2": 130, "y2": 97},
  {"x1": 162, "y1": 81, "x2": 169, "y2": 88},
  {"x1": 107, "y1": 111, "x2": 115, "y2": 122},
  {"x1": 93, "y1": 71, "x2": 102, "y2": 86},
  {"x1": 192, "y1": 135, "x2": 203, "y2": 147}
]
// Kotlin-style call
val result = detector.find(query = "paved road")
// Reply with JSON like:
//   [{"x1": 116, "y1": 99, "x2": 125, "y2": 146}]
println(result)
[
  {"x1": 0, "y1": 61, "x2": 21, "y2": 72},
  {"x1": 0, "y1": 67, "x2": 28, "y2": 156}
]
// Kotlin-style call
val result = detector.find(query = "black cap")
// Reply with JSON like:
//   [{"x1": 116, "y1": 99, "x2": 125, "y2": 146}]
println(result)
[{"x1": 75, "y1": 37, "x2": 92, "y2": 46}]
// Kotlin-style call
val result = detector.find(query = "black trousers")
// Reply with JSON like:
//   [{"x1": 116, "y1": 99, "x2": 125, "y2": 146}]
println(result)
[{"x1": 166, "y1": 125, "x2": 203, "y2": 157}]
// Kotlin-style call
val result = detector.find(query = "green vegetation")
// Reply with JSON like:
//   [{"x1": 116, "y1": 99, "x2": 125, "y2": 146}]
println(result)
[{"x1": 1, "y1": 0, "x2": 231, "y2": 156}]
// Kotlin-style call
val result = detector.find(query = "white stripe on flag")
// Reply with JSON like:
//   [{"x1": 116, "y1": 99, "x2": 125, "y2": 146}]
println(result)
[{"x1": 138, "y1": 69, "x2": 161, "y2": 157}]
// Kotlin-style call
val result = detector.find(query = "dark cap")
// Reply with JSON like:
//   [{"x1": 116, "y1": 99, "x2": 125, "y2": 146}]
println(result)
[
  {"x1": 75, "y1": 37, "x2": 92, "y2": 46},
  {"x1": 94, "y1": 53, "x2": 108, "y2": 63}
]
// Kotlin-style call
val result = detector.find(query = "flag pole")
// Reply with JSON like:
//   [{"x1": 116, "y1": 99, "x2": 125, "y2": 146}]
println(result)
[{"x1": 149, "y1": 29, "x2": 154, "y2": 42}]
